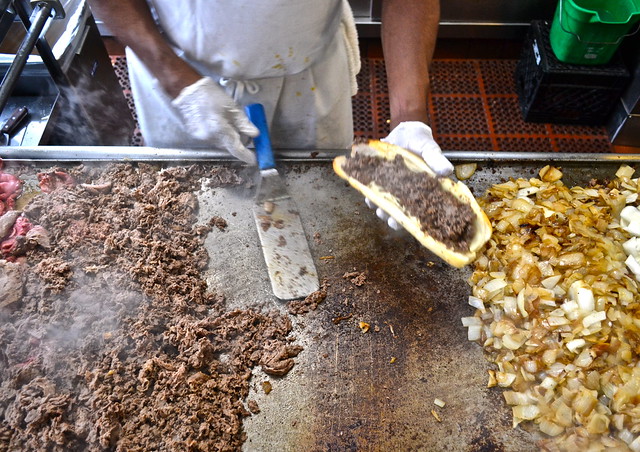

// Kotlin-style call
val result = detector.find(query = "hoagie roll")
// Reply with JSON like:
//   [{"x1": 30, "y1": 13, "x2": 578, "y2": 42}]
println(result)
[{"x1": 333, "y1": 140, "x2": 492, "y2": 268}]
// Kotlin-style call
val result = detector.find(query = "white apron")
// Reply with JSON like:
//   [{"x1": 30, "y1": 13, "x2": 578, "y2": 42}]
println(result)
[{"x1": 126, "y1": 0, "x2": 360, "y2": 150}]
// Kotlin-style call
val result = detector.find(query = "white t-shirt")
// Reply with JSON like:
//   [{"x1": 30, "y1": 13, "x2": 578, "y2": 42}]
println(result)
[
  {"x1": 148, "y1": 0, "x2": 342, "y2": 79},
  {"x1": 128, "y1": 0, "x2": 359, "y2": 150}
]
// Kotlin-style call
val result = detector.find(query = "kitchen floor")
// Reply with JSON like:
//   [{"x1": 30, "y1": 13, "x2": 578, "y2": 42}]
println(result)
[{"x1": 106, "y1": 37, "x2": 639, "y2": 153}]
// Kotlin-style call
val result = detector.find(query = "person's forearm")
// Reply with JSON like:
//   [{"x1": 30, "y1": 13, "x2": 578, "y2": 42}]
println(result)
[
  {"x1": 87, "y1": 0, "x2": 200, "y2": 97},
  {"x1": 381, "y1": 0, "x2": 439, "y2": 130}
]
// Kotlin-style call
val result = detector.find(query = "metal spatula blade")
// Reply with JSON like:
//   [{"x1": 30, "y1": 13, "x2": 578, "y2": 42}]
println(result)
[{"x1": 245, "y1": 103, "x2": 319, "y2": 300}]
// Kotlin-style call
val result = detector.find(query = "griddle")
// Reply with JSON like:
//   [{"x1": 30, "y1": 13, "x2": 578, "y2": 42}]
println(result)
[{"x1": 3, "y1": 149, "x2": 640, "y2": 451}]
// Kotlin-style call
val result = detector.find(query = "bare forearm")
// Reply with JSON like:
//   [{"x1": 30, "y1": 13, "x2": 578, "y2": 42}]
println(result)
[
  {"x1": 381, "y1": 0, "x2": 439, "y2": 129},
  {"x1": 87, "y1": 0, "x2": 200, "y2": 97}
]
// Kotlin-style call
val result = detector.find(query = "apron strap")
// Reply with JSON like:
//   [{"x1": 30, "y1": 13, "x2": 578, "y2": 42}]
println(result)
[{"x1": 219, "y1": 78, "x2": 261, "y2": 102}]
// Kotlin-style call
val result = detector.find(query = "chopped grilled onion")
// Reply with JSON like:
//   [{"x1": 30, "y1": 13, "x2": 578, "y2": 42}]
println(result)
[
  {"x1": 467, "y1": 325, "x2": 482, "y2": 341},
  {"x1": 582, "y1": 311, "x2": 606, "y2": 328},
  {"x1": 455, "y1": 163, "x2": 477, "y2": 180},
  {"x1": 539, "y1": 418, "x2": 564, "y2": 437},
  {"x1": 513, "y1": 404, "x2": 541, "y2": 420},
  {"x1": 539, "y1": 165, "x2": 563, "y2": 182},
  {"x1": 461, "y1": 165, "x2": 640, "y2": 450},
  {"x1": 468, "y1": 296, "x2": 486, "y2": 313},
  {"x1": 566, "y1": 338, "x2": 586, "y2": 353},
  {"x1": 616, "y1": 165, "x2": 635, "y2": 179}
]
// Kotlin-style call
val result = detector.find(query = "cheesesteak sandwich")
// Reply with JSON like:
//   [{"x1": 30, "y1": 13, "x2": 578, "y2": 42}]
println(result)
[{"x1": 333, "y1": 140, "x2": 492, "y2": 268}]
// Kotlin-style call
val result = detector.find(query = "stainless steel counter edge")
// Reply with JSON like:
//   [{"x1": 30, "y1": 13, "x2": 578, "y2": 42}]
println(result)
[{"x1": 2, "y1": 146, "x2": 640, "y2": 163}]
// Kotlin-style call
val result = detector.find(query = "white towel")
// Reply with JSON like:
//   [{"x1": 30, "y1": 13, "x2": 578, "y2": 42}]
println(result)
[{"x1": 341, "y1": 0, "x2": 361, "y2": 96}]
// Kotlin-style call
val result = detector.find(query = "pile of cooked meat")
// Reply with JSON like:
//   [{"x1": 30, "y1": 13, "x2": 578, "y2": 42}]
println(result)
[{"x1": 0, "y1": 162, "x2": 301, "y2": 451}]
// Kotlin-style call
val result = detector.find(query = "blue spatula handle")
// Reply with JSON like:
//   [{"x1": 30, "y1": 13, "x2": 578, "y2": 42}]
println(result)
[{"x1": 245, "y1": 103, "x2": 275, "y2": 170}]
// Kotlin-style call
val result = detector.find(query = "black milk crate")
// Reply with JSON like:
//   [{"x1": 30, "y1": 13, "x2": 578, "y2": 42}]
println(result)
[{"x1": 515, "y1": 20, "x2": 631, "y2": 126}]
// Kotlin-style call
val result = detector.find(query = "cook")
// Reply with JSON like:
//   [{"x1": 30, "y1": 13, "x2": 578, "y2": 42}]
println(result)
[{"x1": 89, "y1": 0, "x2": 453, "y2": 223}]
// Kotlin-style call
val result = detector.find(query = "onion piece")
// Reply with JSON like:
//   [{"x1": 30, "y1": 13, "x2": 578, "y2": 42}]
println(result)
[
  {"x1": 576, "y1": 287, "x2": 595, "y2": 313},
  {"x1": 625, "y1": 220, "x2": 640, "y2": 237},
  {"x1": 616, "y1": 164, "x2": 635, "y2": 179},
  {"x1": 556, "y1": 252, "x2": 586, "y2": 267},
  {"x1": 467, "y1": 325, "x2": 482, "y2": 341},
  {"x1": 468, "y1": 296, "x2": 486, "y2": 313},
  {"x1": 620, "y1": 206, "x2": 640, "y2": 230},
  {"x1": 628, "y1": 435, "x2": 640, "y2": 452},
  {"x1": 496, "y1": 372, "x2": 516, "y2": 387},
  {"x1": 512, "y1": 404, "x2": 540, "y2": 420},
  {"x1": 542, "y1": 349, "x2": 559, "y2": 366},
  {"x1": 539, "y1": 165, "x2": 563, "y2": 182},
  {"x1": 516, "y1": 290, "x2": 528, "y2": 318},
  {"x1": 539, "y1": 418, "x2": 564, "y2": 436},
  {"x1": 461, "y1": 316, "x2": 482, "y2": 327},
  {"x1": 540, "y1": 376, "x2": 558, "y2": 390},
  {"x1": 566, "y1": 338, "x2": 586, "y2": 353},
  {"x1": 553, "y1": 400, "x2": 573, "y2": 427},
  {"x1": 623, "y1": 237, "x2": 640, "y2": 257},
  {"x1": 483, "y1": 278, "x2": 508, "y2": 293},
  {"x1": 503, "y1": 296, "x2": 518, "y2": 318},
  {"x1": 619, "y1": 429, "x2": 636, "y2": 447},
  {"x1": 586, "y1": 413, "x2": 610, "y2": 434},
  {"x1": 541, "y1": 275, "x2": 562, "y2": 289},
  {"x1": 502, "y1": 332, "x2": 527, "y2": 350},
  {"x1": 455, "y1": 163, "x2": 477, "y2": 181},
  {"x1": 503, "y1": 391, "x2": 534, "y2": 405},
  {"x1": 517, "y1": 186, "x2": 540, "y2": 197},
  {"x1": 582, "y1": 311, "x2": 606, "y2": 328},
  {"x1": 546, "y1": 316, "x2": 569, "y2": 327},
  {"x1": 626, "y1": 255, "x2": 640, "y2": 278},
  {"x1": 574, "y1": 348, "x2": 594, "y2": 368}
]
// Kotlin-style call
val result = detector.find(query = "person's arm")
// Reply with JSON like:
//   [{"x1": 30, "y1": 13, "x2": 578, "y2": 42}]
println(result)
[
  {"x1": 87, "y1": 0, "x2": 200, "y2": 98},
  {"x1": 368, "y1": 0, "x2": 451, "y2": 227},
  {"x1": 87, "y1": 1, "x2": 258, "y2": 163},
  {"x1": 381, "y1": 0, "x2": 439, "y2": 130}
]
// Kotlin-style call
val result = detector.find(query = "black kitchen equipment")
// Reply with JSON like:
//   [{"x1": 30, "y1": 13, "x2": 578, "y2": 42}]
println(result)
[{"x1": 516, "y1": 20, "x2": 631, "y2": 126}]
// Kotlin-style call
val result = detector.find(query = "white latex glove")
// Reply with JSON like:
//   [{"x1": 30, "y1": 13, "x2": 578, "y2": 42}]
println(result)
[
  {"x1": 171, "y1": 77, "x2": 259, "y2": 164},
  {"x1": 382, "y1": 121, "x2": 453, "y2": 176},
  {"x1": 366, "y1": 121, "x2": 453, "y2": 230}
]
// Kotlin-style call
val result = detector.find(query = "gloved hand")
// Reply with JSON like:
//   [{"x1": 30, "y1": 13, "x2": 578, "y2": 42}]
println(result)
[
  {"x1": 171, "y1": 77, "x2": 259, "y2": 164},
  {"x1": 366, "y1": 121, "x2": 453, "y2": 230}
]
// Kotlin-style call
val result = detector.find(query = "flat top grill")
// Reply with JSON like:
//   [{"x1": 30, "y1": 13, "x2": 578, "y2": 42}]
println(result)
[{"x1": 1, "y1": 153, "x2": 638, "y2": 450}]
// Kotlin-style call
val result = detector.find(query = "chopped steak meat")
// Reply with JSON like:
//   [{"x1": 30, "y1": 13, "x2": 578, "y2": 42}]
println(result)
[
  {"x1": 209, "y1": 216, "x2": 228, "y2": 231},
  {"x1": 288, "y1": 279, "x2": 329, "y2": 315},
  {"x1": 0, "y1": 163, "x2": 301, "y2": 451},
  {"x1": 342, "y1": 154, "x2": 475, "y2": 252}
]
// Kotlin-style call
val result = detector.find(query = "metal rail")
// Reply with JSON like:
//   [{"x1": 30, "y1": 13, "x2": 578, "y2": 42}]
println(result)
[
  {"x1": 13, "y1": 0, "x2": 66, "y2": 85},
  {"x1": 0, "y1": 0, "x2": 16, "y2": 44},
  {"x1": 0, "y1": 3, "x2": 52, "y2": 112},
  {"x1": 0, "y1": 1, "x2": 66, "y2": 114},
  {"x1": 2, "y1": 146, "x2": 640, "y2": 163}
]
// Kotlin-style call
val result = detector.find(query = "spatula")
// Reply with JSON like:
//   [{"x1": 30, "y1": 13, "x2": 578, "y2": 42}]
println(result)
[{"x1": 245, "y1": 103, "x2": 319, "y2": 300}]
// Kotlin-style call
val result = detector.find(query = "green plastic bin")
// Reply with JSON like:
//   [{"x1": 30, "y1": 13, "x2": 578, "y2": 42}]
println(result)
[{"x1": 549, "y1": 0, "x2": 640, "y2": 65}]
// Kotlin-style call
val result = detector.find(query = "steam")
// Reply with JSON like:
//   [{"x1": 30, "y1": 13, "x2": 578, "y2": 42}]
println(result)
[
  {"x1": 49, "y1": 68, "x2": 135, "y2": 146},
  {"x1": 0, "y1": 271, "x2": 146, "y2": 380},
  {"x1": 42, "y1": 281, "x2": 144, "y2": 351}
]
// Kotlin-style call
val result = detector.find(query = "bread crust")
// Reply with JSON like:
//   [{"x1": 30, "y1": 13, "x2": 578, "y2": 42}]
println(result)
[{"x1": 333, "y1": 140, "x2": 492, "y2": 268}]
